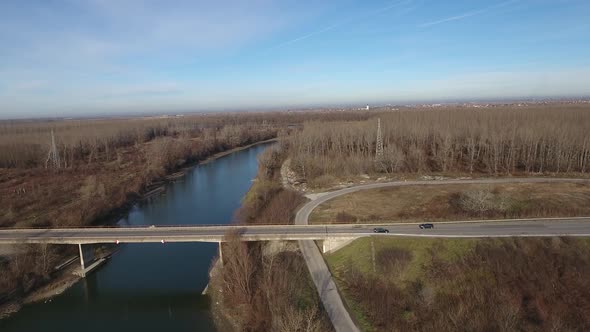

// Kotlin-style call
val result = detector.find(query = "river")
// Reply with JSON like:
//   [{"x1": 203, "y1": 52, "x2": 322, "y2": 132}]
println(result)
[{"x1": 0, "y1": 143, "x2": 271, "y2": 331}]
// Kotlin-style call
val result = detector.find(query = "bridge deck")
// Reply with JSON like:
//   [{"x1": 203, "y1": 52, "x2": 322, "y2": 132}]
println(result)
[{"x1": 0, "y1": 218, "x2": 589, "y2": 244}]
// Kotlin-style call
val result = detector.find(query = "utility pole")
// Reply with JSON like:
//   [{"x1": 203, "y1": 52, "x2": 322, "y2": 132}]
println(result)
[
  {"x1": 371, "y1": 237, "x2": 376, "y2": 273},
  {"x1": 375, "y1": 118, "x2": 384, "y2": 161}
]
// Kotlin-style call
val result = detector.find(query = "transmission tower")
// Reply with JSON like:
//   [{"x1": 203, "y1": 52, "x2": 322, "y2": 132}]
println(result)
[
  {"x1": 47, "y1": 130, "x2": 61, "y2": 169},
  {"x1": 375, "y1": 118, "x2": 384, "y2": 160}
]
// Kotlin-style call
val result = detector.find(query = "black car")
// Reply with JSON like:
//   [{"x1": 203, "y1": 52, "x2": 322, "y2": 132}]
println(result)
[
  {"x1": 419, "y1": 223, "x2": 434, "y2": 229},
  {"x1": 373, "y1": 227, "x2": 389, "y2": 233}
]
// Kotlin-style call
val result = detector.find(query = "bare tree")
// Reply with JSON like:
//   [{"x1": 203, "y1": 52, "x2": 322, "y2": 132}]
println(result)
[{"x1": 221, "y1": 229, "x2": 257, "y2": 306}]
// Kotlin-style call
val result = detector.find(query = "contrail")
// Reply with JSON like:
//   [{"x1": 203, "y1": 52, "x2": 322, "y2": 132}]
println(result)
[
  {"x1": 419, "y1": 0, "x2": 518, "y2": 28},
  {"x1": 268, "y1": 0, "x2": 413, "y2": 51}
]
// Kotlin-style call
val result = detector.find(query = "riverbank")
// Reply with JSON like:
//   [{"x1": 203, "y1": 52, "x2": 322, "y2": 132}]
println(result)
[
  {"x1": 199, "y1": 138, "x2": 277, "y2": 166},
  {"x1": 0, "y1": 263, "x2": 82, "y2": 319},
  {"x1": 208, "y1": 259, "x2": 242, "y2": 332},
  {"x1": 208, "y1": 146, "x2": 332, "y2": 331},
  {"x1": 91, "y1": 137, "x2": 278, "y2": 228},
  {"x1": 0, "y1": 243, "x2": 122, "y2": 320},
  {"x1": 0, "y1": 138, "x2": 277, "y2": 321}
]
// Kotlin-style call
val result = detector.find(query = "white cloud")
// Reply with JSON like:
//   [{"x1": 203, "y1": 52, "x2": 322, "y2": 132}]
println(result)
[
  {"x1": 268, "y1": 0, "x2": 414, "y2": 50},
  {"x1": 420, "y1": 0, "x2": 518, "y2": 27}
]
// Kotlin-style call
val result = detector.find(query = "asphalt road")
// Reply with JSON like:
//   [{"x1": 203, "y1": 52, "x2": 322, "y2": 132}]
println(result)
[
  {"x1": 3, "y1": 218, "x2": 590, "y2": 244},
  {"x1": 293, "y1": 177, "x2": 590, "y2": 332}
]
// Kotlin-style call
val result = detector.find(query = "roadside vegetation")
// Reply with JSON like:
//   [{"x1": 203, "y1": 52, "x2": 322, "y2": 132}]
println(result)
[
  {"x1": 287, "y1": 104, "x2": 590, "y2": 189},
  {"x1": 211, "y1": 232, "x2": 330, "y2": 331},
  {"x1": 327, "y1": 237, "x2": 590, "y2": 332},
  {"x1": 310, "y1": 182, "x2": 590, "y2": 223}
]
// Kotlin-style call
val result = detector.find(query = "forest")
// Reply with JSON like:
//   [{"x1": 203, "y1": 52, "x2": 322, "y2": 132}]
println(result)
[{"x1": 288, "y1": 105, "x2": 590, "y2": 185}]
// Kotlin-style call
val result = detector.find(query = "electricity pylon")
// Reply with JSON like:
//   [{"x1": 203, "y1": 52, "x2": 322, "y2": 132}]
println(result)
[
  {"x1": 46, "y1": 130, "x2": 61, "y2": 169},
  {"x1": 375, "y1": 118, "x2": 384, "y2": 161}
]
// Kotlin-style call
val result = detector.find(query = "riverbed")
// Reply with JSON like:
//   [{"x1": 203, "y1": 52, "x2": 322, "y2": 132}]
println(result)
[{"x1": 0, "y1": 143, "x2": 271, "y2": 331}]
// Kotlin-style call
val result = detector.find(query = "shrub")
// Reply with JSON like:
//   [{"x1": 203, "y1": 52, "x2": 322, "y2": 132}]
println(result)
[{"x1": 454, "y1": 189, "x2": 509, "y2": 216}]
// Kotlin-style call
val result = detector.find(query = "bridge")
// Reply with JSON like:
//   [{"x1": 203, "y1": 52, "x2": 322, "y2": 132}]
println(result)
[
  {"x1": 2, "y1": 217, "x2": 590, "y2": 276},
  {"x1": 2, "y1": 218, "x2": 590, "y2": 244}
]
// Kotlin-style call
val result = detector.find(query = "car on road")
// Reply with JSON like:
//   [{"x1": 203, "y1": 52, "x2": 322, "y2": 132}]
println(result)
[
  {"x1": 419, "y1": 223, "x2": 434, "y2": 229},
  {"x1": 373, "y1": 227, "x2": 389, "y2": 233}
]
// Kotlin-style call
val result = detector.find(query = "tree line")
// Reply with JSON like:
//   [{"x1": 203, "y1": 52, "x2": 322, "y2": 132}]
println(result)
[
  {"x1": 287, "y1": 105, "x2": 590, "y2": 182},
  {"x1": 0, "y1": 111, "x2": 373, "y2": 169}
]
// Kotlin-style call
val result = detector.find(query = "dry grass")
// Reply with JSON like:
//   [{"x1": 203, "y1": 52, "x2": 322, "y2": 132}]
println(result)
[{"x1": 310, "y1": 182, "x2": 590, "y2": 224}]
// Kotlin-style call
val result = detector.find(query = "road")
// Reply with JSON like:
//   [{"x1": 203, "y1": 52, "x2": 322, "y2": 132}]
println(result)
[
  {"x1": 2, "y1": 218, "x2": 590, "y2": 244},
  {"x1": 293, "y1": 177, "x2": 590, "y2": 332}
]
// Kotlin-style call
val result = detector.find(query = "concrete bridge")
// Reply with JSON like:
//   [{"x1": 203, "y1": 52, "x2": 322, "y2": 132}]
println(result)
[{"x1": 2, "y1": 218, "x2": 590, "y2": 276}]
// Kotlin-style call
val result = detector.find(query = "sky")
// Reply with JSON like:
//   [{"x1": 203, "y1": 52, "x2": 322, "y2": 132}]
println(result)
[{"x1": 0, "y1": 0, "x2": 589, "y2": 118}]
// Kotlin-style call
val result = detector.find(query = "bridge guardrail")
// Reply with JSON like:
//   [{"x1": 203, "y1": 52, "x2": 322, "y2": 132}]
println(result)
[{"x1": 1, "y1": 216, "x2": 590, "y2": 232}]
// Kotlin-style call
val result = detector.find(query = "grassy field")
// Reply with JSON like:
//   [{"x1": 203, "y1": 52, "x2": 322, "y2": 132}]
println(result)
[
  {"x1": 326, "y1": 237, "x2": 590, "y2": 331},
  {"x1": 310, "y1": 182, "x2": 590, "y2": 224},
  {"x1": 327, "y1": 237, "x2": 477, "y2": 284}
]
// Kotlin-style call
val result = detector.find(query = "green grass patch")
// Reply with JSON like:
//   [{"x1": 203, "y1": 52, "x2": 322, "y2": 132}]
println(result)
[
  {"x1": 326, "y1": 237, "x2": 479, "y2": 331},
  {"x1": 327, "y1": 236, "x2": 477, "y2": 283}
]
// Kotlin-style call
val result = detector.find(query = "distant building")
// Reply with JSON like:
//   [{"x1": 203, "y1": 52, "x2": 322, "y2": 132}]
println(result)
[{"x1": 366, "y1": 105, "x2": 370, "y2": 110}]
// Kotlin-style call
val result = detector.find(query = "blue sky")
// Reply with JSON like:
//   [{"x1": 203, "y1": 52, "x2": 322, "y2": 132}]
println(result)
[{"x1": 1, "y1": 0, "x2": 589, "y2": 118}]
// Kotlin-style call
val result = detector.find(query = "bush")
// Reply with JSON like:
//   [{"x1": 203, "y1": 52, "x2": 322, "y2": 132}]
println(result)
[{"x1": 454, "y1": 189, "x2": 509, "y2": 216}]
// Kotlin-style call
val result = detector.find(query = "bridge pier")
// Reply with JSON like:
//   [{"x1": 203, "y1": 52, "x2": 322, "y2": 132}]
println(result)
[
  {"x1": 77, "y1": 243, "x2": 105, "y2": 277},
  {"x1": 218, "y1": 241, "x2": 224, "y2": 265},
  {"x1": 78, "y1": 243, "x2": 94, "y2": 275}
]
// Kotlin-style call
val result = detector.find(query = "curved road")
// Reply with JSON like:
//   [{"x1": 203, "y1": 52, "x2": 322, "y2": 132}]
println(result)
[{"x1": 294, "y1": 177, "x2": 590, "y2": 332}]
